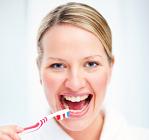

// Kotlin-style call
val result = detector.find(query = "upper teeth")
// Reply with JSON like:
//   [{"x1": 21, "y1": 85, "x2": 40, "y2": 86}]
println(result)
[{"x1": 63, "y1": 95, "x2": 89, "y2": 102}]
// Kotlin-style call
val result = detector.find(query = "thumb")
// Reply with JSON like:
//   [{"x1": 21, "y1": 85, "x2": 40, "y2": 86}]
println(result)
[{"x1": 16, "y1": 126, "x2": 24, "y2": 133}]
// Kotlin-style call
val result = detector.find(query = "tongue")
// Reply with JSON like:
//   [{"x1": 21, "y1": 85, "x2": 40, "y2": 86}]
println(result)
[{"x1": 64, "y1": 100, "x2": 86, "y2": 110}]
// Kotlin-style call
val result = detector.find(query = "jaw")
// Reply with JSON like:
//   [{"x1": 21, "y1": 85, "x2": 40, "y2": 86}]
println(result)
[
  {"x1": 58, "y1": 93, "x2": 93, "y2": 118},
  {"x1": 56, "y1": 93, "x2": 102, "y2": 133}
]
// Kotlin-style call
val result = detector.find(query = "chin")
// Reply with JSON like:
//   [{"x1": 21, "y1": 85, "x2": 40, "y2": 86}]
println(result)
[{"x1": 58, "y1": 118, "x2": 93, "y2": 132}]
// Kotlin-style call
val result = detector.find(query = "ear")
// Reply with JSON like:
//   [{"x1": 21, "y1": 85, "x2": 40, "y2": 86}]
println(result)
[
  {"x1": 36, "y1": 57, "x2": 40, "y2": 70},
  {"x1": 107, "y1": 56, "x2": 115, "y2": 84},
  {"x1": 36, "y1": 57, "x2": 42, "y2": 85},
  {"x1": 40, "y1": 78, "x2": 42, "y2": 85}
]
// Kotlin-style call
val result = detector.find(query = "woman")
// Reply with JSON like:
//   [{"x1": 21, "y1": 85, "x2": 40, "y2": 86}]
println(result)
[{"x1": 0, "y1": 2, "x2": 148, "y2": 140}]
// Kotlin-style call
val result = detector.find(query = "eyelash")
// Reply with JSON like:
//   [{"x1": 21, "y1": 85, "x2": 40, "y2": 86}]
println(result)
[
  {"x1": 49, "y1": 61, "x2": 100, "y2": 70},
  {"x1": 50, "y1": 63, "x2": 66, "y2": 69},
  {"x1": 84, "y1": 61, "x2": 99, "y2": 68}
]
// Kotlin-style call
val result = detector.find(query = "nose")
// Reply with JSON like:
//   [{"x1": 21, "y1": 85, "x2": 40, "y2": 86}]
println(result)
[{"x1": 64, "y1": 69, "x2": 86, "y2": 91}]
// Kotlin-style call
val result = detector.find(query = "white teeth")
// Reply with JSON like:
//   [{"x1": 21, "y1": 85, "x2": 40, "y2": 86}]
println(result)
[{"x1": 64, "y1": 95, "x2": 89, "y2": 102}]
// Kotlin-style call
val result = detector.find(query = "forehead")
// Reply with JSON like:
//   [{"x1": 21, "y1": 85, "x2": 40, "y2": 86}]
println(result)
[{"x1": 41, "y1": 24, "x2": 106, "y2": 57}]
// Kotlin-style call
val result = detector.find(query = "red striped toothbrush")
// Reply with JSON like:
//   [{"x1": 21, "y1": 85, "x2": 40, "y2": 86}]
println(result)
[{"x1": 21, "y1": 109, "x2": 70, "y2": 134}]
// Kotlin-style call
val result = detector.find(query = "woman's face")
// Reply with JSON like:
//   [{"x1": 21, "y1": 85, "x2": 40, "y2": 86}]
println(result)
[{"x1": 40, "y1": 24, "x2": 113, "y2": 131}]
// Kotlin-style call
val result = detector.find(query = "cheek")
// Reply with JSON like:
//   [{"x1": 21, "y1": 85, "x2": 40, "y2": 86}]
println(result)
[
  {"x1": 41, "y1": 72, "x2": 65, "y2": 108},
  {"x1": 96, "y1": 73, "x2": 108, "y2": 91},
  {"x1": 89, "y1": 71, "x2": 109, "y2": 102},
  {"x1": 42, "y1": 73, "x2": 60, "y2": 93}
]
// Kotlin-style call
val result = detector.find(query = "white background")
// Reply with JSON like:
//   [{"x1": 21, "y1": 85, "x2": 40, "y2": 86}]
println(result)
[{"x1": 0, "y1": 0, "x2": 149, "y2": 128}]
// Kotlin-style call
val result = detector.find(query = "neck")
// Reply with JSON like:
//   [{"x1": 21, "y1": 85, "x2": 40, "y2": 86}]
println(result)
[{"x1": 66, "y1": 112, "x2": 104, "y2": 140}]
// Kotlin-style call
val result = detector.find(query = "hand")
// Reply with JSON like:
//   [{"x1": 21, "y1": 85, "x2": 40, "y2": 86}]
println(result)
[{"x1": 0, "y1": 125, "x2": 24, "y2": 140}]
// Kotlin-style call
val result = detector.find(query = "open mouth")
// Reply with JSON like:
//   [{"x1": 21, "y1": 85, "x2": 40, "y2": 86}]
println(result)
[{"x1": 59, "y1": 94, "x2": 93, "y2": 117}]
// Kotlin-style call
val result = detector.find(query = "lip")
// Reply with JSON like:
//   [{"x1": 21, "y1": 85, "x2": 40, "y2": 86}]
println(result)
[
  {"x1": 59, "y1": 92, "x2": 92, "y2": 97},
  {"x1": 58, "y1": 92, "x2": 93, "y2": 118}
]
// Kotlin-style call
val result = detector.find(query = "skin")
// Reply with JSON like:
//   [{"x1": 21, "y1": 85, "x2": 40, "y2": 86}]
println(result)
[
  {"x1": 0, "y1": 125, "x2": 24, "y2": 140},
  {"x1": 40, "y1": 24, "x2": 113, "y2": 140}
]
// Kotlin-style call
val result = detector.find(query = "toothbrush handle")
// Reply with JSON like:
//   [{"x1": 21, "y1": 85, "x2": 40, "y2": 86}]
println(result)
[
  {"x1": 23, "y1": 117, "x2": 47, "y2": 133},
  {"x1": 24, "y1": 122, "x2": 40, "y2": 131},
  {"x1": 21, "y1": 109, "x2": 69, "y2": 133}
]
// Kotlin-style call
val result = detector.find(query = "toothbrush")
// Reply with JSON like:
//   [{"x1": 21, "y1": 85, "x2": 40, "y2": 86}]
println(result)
[{"x1": 21, "y1": 109, "x2": 70, "y2": 134}]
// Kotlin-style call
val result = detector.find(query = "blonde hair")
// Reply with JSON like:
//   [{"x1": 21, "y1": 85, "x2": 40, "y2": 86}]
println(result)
[{"x1": 37, "y1": 2, "x2": 113, "y2": 67}]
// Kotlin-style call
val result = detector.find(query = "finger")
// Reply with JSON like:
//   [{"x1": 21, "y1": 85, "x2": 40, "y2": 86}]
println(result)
[
  {"x1": 1, "y1": 125, "x2": 24, "y2": 134},
  {"x1": 12, "y1": 133, "x2": 21, "y2": 140},
  {"x1": 6, "y1": 125, "x2": 24, "y2": 133},
  {"x1": 15, "y1": 126, "x2": 24, "y2": 133},
  {"x1": 3, "y1": 131, "x2": 20, "y2": 140},
  {"x1": 0, "y1": 132, "x2": 12, "y2": 140},
  {"x1": 0, "y1": 126, "x2": 20, "y2": 140},
  {"x1": 0, "y1": 125, "x2": 23, "y2": 140}
]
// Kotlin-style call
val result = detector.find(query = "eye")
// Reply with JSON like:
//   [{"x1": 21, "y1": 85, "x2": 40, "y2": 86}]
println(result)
[
  {"x1": 84, "y1": 61, "x2": 99, "y2": 68},
  {"x1": 50, "y1": 63, "x2": 66, "y2": 70}
]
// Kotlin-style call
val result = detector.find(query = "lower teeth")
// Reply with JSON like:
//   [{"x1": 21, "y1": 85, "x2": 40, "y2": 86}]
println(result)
[{"x1": 63, "y1": 103, "x2": 69, "y2": 109}]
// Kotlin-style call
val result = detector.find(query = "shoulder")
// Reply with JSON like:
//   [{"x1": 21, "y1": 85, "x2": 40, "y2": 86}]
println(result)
[
  {"x1": 124, "y1": 126, "x2": 149, "y2": 140},
  {"x1": 100, "y1": 107, "x2": 149, "y2": 140}
]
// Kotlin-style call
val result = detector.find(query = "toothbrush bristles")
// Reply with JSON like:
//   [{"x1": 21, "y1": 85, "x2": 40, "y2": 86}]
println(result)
[
  {"x1": 55, "y1": 115, "x2": 61, "y2": 121},
  {"x1": 55, "y1": 110, "x2": 70, "y2": 121},
  {"x1": 67, "y1": 111, "x2": 70, "y2": 118}
]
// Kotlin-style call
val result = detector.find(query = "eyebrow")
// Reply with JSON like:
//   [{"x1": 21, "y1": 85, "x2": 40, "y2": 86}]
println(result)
[
  {"x1": 47, "y1": 55, "x2": 103, "y2": 61},
  {"x1": 47, "y1": 57, "x2": 65, "y2": 61},
  {"x1": 84, "y1": 55, "x2": 103, "y2": 60}
]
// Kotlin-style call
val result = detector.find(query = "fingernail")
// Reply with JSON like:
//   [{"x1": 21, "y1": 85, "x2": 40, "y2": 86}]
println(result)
[{"x1": 16, "y1": 126, "x2": 24, "y2": 132}]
